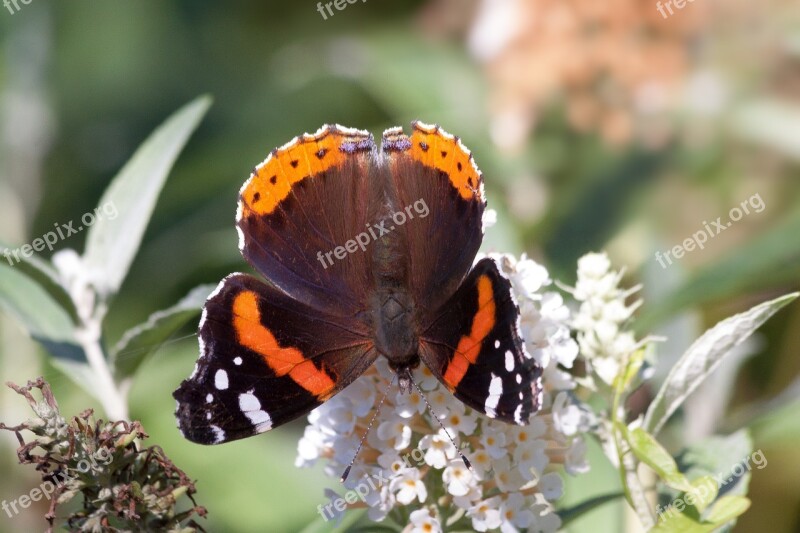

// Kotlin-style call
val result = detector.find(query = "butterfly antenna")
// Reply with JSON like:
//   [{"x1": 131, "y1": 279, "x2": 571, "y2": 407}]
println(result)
[
  {"x1": 340, "y1": 375, "x2": 395, "y2": 483},
  {"x1": 409, "y1": 377, "x2": 472, "y2": 471}
]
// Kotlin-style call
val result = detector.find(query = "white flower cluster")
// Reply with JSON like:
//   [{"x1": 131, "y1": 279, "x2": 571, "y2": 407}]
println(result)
[
  {"x1": 296, "y1": 254, "x2": 591, "y2": 532},
  {"x1": 570, "y1": 252, "x2": 643, "y2": 385}
]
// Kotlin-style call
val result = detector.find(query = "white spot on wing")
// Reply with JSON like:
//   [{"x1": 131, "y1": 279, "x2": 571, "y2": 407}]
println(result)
[
  {"x1": 516, "y1": 374, "x2": 522, "y2": 384},
  {"x1": 485, "y1": 373, "x2": 502, "y2": 416},
  {"x1": 210, "y1": 425, "x2": 225, "y2": 443},
  {"x1": 514, "y1": 404, "x2": 524, "y2": 425},
  {"x1": 239, "y1": 391, "x2": 273, "y2": 431},
  {"x1": 206, "y1": 393, "x2": 213, "y2": 403},
  {"x1": 215, "y1": 369, "x2": 229, "y2": 390},
  {"x1": 494, "y1": 340, "x2": 500, "y2": 349},
  {"x1": 234, "y1": 357, "x2": 243, "y2": 366},
  {"x1": 505, "y1": 350, "x2": 515, "y2": 371}
]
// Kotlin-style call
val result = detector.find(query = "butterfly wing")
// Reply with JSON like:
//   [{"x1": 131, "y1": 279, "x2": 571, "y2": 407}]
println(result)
[
  {"x1": 418, "y1": 257, "x2": 543, "y2": 425},
  {"x1": 173, "y1": 274, "x2": 376, "y2": 444},
  {"x1": 237, "y1": 125, "x2": 378, "y2": 316},
  {"x1": 380, "y1": 122, "x2": 486, "y2": 324}
]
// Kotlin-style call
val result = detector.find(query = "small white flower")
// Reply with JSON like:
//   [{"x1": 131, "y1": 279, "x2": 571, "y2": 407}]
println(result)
[
  {"x1": 552, "y1": 391, "x2": 591, "y2": 436},
  {"x1": 365, "y1": 483, "x2": 395, "y2": 522},
  {"x1": 499, "y1": 492, "x2": 535, "y2": 532},
  {"x1": 341, "y1": 378, "x2": 377, "y2": 418},
  {"x1": 468, "y1": 448, "x2": 492, "y2": 480},
  {"x1": 468, "y1": 496, "x2": 503, "y2": 532},
  {"x1": 415, "y1": 365, "x2": 440, "y2": 391},
  {"x1": 441, "y1": 405, "x2": 478, "y2": 436},
  {"x1": 419, "y1": 431, "x2": 457, "y2": 469},
  {"x1": 409, "y1": 508, "x2": 441, "y2": 533},
  {"x1": 565, "y1": 436, "x2": 590, "y2": 475},
  {"x1": 377, "y1": 416, "x2": 412, "y2": 450},
  {"x1": 493, "y1": 457, "x2": 526, "y2": 492},
  {"x1": 395, "y1": 389, "x2": 426, "y2": 418},
  {"x1": 537, "y1": 472, "x2": 564, "y2": 501},
  {"x1": 378, "y1": 450, "x2": 408, "y2": 476},
  {"x1": 442, "y1": 459, "x2": 475, "y2": 497},
  {"x1": 513, "y1": 439, "x2": 548, "y2": 481},
  {"x1": 391, "y1": 468, "x2": 427, "y2": 504},
  {"x1": 479, "y1": 428, "x2": 508, "y2": 459},
  {"x1": 453, "y1": 482, "x2": 483, "y2": 510}
]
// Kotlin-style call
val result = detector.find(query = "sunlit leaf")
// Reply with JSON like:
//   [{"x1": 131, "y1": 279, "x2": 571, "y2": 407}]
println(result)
[
  {"x1": 111, "y1": 284, "x2": 214, "y2": 380},
  {"x1": 621, "y1": 425, "x2": 692, "y2": 493},
  {"x1": 644, "y1": 292, "x2": 798, "y2": 435},
  {"x1": 0, "y1": 264, "x2": 98, "y2": 393},
  {"x1": 0, "y1": 239, "x2": 75, "y2": 319},
  {"x1": 703, "y1": 496, "x2": 751, "y2": 525}
]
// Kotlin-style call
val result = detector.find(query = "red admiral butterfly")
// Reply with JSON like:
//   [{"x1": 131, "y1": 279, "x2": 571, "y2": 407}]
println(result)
[{"x1": 173, "y1": 122, "x2": 543, "y2": 447}]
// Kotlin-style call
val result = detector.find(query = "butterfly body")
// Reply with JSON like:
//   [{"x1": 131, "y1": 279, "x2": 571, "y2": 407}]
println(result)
[{"x1": 174, "y1": 122, "x2": 543, "y2": 445}]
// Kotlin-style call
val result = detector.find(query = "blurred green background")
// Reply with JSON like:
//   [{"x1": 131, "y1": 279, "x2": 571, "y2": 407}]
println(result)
[{"x1": 1, "y1": 1, "x2": 798, "y2": 531}]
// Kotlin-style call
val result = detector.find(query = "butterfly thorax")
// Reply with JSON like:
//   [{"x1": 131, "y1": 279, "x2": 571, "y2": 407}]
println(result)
[
  {"x1": 370, "y1": 202, "x2": 420, "y2": 378},
  {"x1": 372, "y1": 288, "x2": 419, "y2": 375}
]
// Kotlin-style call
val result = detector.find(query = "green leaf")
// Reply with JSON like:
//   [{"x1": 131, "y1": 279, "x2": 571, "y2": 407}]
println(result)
[
  {"x1": 676, "y1": 429, "x2": 753, "y2": 502},
  {"x1": 0, "y1": 263, "x2": 75, "y2": 344},
  {"x1": 684, "y1": 476, "x2": 719, "y2": 514},
  {"x1": 111, "y1": 284, "x2": 215, "y2": 380},
  {"x1": 622, "y1": 425, "x2": 692, "y2": 493},
  {"x1": 651, "y1": 493, "x2": 749, "y2": 533},
  {"x1": 614, "y1": 348, "x2": 646, "y2": 393},
  {"x1": 559, "y1": 492, "x2": 626, "y2": 526},
  {"x1": 83, "y1": 95, "x2": 211, "y2": 299},
  {"x1": 0, "y1": 239, "x2": 76, "y2": 319},
  {"x1": 703, "y1": 496, "x2": 751, "y2": 524},
  {"x1": 644, "y1": 292, "x2": 799, "y2": 435},
  {"x1": 0, "y1": 264, "x2": 98, "y2": 393}
]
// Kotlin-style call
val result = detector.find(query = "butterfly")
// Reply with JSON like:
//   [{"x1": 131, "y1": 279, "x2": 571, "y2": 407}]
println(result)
[{"x1": 173, "y1": 122, "x2": 543, "y2": 446}]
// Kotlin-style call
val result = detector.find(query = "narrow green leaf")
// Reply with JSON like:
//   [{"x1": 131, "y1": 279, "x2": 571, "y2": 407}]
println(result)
[
  {"x1": 0, "y1": 239, "x2": 76, "y2": 319},
  {"x1": 83, "y1": 95, "x2": 212, "y2": 299},
  {"x1": 644, "y1": 292, "x2": 798, "y2": 435},
  {"x1": 0, "y1": 264, "x2": 99, "y2": 394},
  {"x1": 623, "y1": 425, "x2": 692, "y2": 492},
  {"x1": 559, "y1": 492, "x2": 626, "y2": 526},
  {"x1": 614, "y1": 348, "x2": 646, "y2": 393},
  {"x1": 111, "y1": 284, "x2": 215, "y2": 379},
  {"x1": 0, "y1": 263, "x2": 75, "y2": 343},
  {"x1": 651, "y1": 512, "x2": 711, "y2": 533}
]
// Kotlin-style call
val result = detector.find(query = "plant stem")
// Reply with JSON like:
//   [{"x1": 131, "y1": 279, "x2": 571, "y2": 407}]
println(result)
[{"x1": 75, "y1": 311, "x2": 128, "y2": 421}]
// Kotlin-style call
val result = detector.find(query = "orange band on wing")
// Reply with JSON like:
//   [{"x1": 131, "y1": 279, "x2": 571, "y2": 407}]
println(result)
[
  {"x1": 232, "y1": 291, "x2": 335, "y2": 398},
  {"x1": 408, "y1": 122, "x2": 482, "y2": 201},
  {"x1": 443, "y1": 275, "x2": 496, "y2": 387}
]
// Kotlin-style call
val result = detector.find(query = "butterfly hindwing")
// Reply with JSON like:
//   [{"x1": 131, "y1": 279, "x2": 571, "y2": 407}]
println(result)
[
  {"x1": 173, "y1": 274, "x2": 376, "y2": 444},
  {"x1": 419, "y1": 257, "x2": 543, "y2": 425}
]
